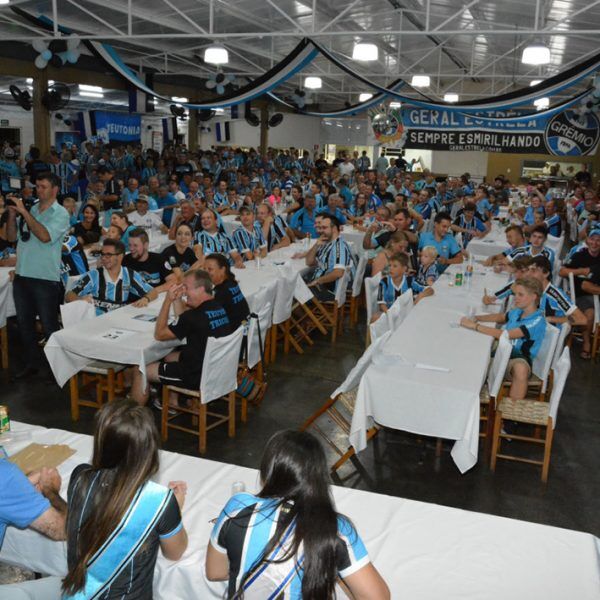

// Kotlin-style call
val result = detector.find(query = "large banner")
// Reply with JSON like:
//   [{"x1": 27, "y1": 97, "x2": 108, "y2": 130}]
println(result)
[
  {"x1": 370, "y1": 106, "x2": 600, "y2": 155},
  {"x1": 92, "y1": 111, "x2": 142, "y2": 143}
]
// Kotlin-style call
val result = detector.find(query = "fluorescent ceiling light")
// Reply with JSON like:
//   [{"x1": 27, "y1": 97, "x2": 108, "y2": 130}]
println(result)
[
  {"x1": 204, "y1": 44, "x2": 228, "y2": 65},
  {"x1": 171, "y1": 96, "x2": 188, "y2": 103},
  {"x1": 522, "y1": 43, "x2": 550, "y2": 65},
  {"x1": 79, "y1": 84, "x2": 102, "y2": 93},
  {"x1": 26, "y1": 77, "x2": 33, "y2": 84},
  {"x1": 304, "y1": 76, "x2": 322, "y2": 89},
  {"x1": 530, "y1": 79, "x2": 542, "y2": 86},
  {"x1": 444, "y1": 93, "x2": 459, "y2": 103},
  {"x1": 359, "y1": 93, "x2": 373, "y2": 102},
  {"x1": 79, "y1": 91, "x2": 104, "y2": 98},
  {"x1": 389, "y1": 101, "x2": 402, "y2": 108},
  {"x1": 534, "y1": 97, "x2": 549, "y2": 110},
  {"x1": 411, "y1": 75, "x2": 430, "y2": 88},
  {"x1": 352, "y1": 43, "x2": 378, "y2": 61},
  {"x1": 214, "y1": 108, "x2": 225, "y2": 113},
  {"x1": 0, "y1": 1, "x2": 11, "y2": 5}
]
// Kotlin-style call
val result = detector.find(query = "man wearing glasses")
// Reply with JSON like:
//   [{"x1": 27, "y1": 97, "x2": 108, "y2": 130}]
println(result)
[
  {"x1": 6, "y1": 173, "x2": 70, "y2": 379},
  {"x1": 66, "y1": 239, "x2": 156, "y2": 315}
]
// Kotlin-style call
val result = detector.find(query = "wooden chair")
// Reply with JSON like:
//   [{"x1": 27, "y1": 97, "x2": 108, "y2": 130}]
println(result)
[
  {"x1": 161, "y1": 326, "x2": 244, "y2": 454},
  {"x1": 479, "y1": 331, "x2": 512, "y2": 444},
  {"x1": 60, "y1": 302, "x2": 127, "y2": 421},
  {"x1": 300, "y1": 331, "x2": 393, "y2": 471},
  {"x1": 311, "y1": 268, "x2": 352, "y2": 344},
  {"x1": 490, "y1": 348, "x2": 571, "y2": 483},
  {"x1": 237, "y1": 301, "x2": 272, "y2": 423}
]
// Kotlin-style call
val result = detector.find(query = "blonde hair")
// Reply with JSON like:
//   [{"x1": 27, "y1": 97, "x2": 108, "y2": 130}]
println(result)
[
  {"x1": 421, "y1": 245, "x2": 438, "y2": 259},
  {"x1": 512, "y1": 277, "x2": 543, "y2": 302}
]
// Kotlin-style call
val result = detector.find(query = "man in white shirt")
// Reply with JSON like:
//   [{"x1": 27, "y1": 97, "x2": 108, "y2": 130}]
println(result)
[
  {"x1": 338, "y1": 155, "x2": 355, "y2": 178},
  {"x1": 128, "y1": 195, "x2": 168, "y2": 234}
]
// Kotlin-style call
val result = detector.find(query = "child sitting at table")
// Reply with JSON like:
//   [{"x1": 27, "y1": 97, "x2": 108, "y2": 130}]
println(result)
[
  {"x1": 416, "y1": 245, "x2": 439, "y2": 287},
  {"x1": 62, "y1": 196, "x2": 79, "y2": 227},
  {"x1": 373, "y1": 253, "x2": 434, "y2": 322}
]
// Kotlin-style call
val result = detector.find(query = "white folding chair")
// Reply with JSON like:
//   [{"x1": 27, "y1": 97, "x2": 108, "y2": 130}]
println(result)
[
  {"x1": 364, "y1": 273, "x2": 381, "y2": 345},
  {"x1": 272, "y1": 266, "x2": 304, "y2": 360},
  {"x1": 60, "y1": 302, "x2": 126, "y2": 421},
  {"x1": 529, "y1": 323, "x2": 561, "y2": 401},
  {"x1": 592, "y1": 295, "x2": 600, "y2": 360},
  {"x1": 301, "y1": 331, "x2": 393, "y2": 471},
  {"x1": 248, "y1": 279, "x2": 277, "y2": 363},
  {"x1": 568, "y1": 271, "x2": 576, "y2": 302},
  {"x1": 479, "y1": 331, "x2": 512, "y2": 440},
  {"x1": 161, "y1": 326, "x2": 245, "y2": 453},
  {"x1": 349, "y1": 254, "x2": 368, "y2": 325},
  {"x1": 552, "y1": 322, "x2": 571, "y2": 369},
  {"x1": 491, "y1": 348, "x2": 571, "y2": 482},
  {"x1": 369, "y1": 312, "x2": 391, "y2": 342},
  {"x1": 386, "y1": 290, "x2": 413, "y2": 330}
]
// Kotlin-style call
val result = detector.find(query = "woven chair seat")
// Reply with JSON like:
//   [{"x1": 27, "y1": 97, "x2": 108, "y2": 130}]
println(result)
[
  {"x1": 338, "y1": 388, "x2": 358, "y2": 413},
  {"x1": 166, "y1": 385, "x2": 201, "y2": 397},
  {"x1": 479, "y1": 384, "x2": 490, "y2": 404},
  {"x1": 83, "y1": 361, "x2": 127, "y2": 375},
  {"x1": 498, "y1": 397, "x2": 549, "y2": 426}
]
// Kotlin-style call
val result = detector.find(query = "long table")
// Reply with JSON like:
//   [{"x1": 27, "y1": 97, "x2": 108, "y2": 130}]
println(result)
[
  {"x1": 467, "y1": 222, "x2": 509, "y2": 258},
  {"x1": 45, "y1": 242, "x2": 315, "y2": 387},
  {"x1": 1, "y1": 423, "x2": 599, "y2": 599},
  {"x1": 350, "y1": 261, "x2": 509, "y2": 473}
]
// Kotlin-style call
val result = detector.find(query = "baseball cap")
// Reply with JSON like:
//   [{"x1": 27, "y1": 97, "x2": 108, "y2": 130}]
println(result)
[{"x1": 136, "y1": 194, "x2": 149, "y2": 203}]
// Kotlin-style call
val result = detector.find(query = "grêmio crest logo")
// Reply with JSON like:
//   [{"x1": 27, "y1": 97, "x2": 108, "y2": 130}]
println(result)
[{"x1": 544, "y1": 110, "x2": 600, "y2": 156}]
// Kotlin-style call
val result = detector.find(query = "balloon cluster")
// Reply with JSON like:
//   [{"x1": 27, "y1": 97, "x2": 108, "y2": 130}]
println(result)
[
  {"x1": 205, "y1": 72, "x2": 244, "y2": 95},
  {"x1": 575, "y1": 74, "x2": 600, "y2": 115},
  {"x1": 32, "y1": 36, "x2": 81, "y2": 70}
]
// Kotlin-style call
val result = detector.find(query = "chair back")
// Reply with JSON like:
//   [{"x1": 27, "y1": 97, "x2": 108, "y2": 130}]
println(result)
[
  {"x1": 200, "y1": 326, "x2": 245, "y2": 403},
  {"x1": 352, "y1": 254, "x2": 369, "y2": 298},
  {"x1": 532, "y1": 323, "x2": 560, "y2": 393},
  {"x1": 567, "y1": 207, "x2": 579, "y2": 243},
  {"x1": 332, "y1": 330, "x2": 392, "y2": 398},
  {"x1": 334, "y1": 268, "x2": 351, "y2": 307},
  {"x1": 387, "y1": 290, "x2": 413, "y2": 329},
  {"x1": 247, "y1": 302, "x2": 272, "y2": 369},
  {"x1": 568, "y1": 272, "x2": 576, "y2": 301},
  {"x1": 548, "y1": 348, "x2": 571, "y2": 428},
  {"x1": 60, "y1": 301, "x2": 96, "y2": 329},
  {"x1": 272, "y1": 266, "x2": 297, "y2": 325},
  {"x1": 552, "y1": 260, "x2": 562, "y2": 287},
  {"x1": 487, "y1": 331, "x2": 512, "y2": 398},
  {"x1": 551, "y1": 322, "x2": 571, "y2": 369},
  {"x1": 364, "y1": 273, "x2": 382, "y2": 325},
  {"x1": 455, "y1": 232, "x2": 463, "y2": 249},
  {"x1": 594, "y1": 294, "x2": 600, "y2": 327},
  {"x1": 369, "y1": 313, "x2": 390, "y2": 342}
]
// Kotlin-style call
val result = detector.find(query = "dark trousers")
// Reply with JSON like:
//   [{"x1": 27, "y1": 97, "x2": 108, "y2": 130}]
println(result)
[{"x1": 12, "y1": 275, "x2": 62, "y2": 369}]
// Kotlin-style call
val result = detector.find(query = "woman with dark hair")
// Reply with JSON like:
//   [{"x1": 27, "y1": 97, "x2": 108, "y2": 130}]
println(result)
[
  {"x1": 161, "y1": 222, "x2": 199, "y2": 277},
  {"x1": 204, "y1": 252, "x2": 250, "y2": 329},
  {"x1": 110, "y1": 211, "x2": 136, "y2": 246},
  {"x1": 73, "y1": 204, "x2": 102, "y2": 246},
  {"x1": 62, "y1": 401, "x2": 188, "y2": 599},
  {"x1": 206, "y1": 430, "x2": 389, "y2": 599}
]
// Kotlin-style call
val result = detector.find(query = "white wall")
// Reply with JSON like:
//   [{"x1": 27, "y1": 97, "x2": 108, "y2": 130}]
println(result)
[
  {"x1": 430, "y1": 150, "x2": 488, "y2": 181},
  {"x1": 0, "y1": 105, "x2": 36, "y2": 150}
]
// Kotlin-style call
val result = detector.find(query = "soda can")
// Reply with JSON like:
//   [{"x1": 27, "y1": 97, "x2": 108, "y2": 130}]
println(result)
[
  {"x1": 0, "y1": 405, "x2": 10, "y2": 434},
  {"x1": 455, "y1": 272, "x2": 463, "y2": 287}
]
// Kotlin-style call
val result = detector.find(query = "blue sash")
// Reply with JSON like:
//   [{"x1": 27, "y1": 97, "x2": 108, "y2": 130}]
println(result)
[{"x1": 63, "y1": 481, "x2": 171, "y2": 600}]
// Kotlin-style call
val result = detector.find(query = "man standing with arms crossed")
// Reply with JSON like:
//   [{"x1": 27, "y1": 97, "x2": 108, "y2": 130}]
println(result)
[{"x1": 6, "y1": 173, "x2": 69, "y2": 379}]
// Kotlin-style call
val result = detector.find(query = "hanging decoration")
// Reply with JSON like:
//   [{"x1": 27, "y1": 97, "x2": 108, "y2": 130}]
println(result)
[
  {"x1": 575, "y1": 75, "x2": 600, "y2": 115},
  {"x1": 32, "y1": 35, "x2": 81, "y2": 69},
  {"x1": 206, "y1": 72, "x2": 237, "y2": 95},
  {"x1": 290, "y1": 88, "x2": 308, "y2": 108}
]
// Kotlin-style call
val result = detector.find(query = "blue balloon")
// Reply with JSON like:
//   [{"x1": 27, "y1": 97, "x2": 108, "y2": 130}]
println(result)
[
  {"x1": 66, "y1": 49, "x2": 80, "y2": 64},
  {"x1": 41, "y1": 49, "x2": 52, "y2": 61}
]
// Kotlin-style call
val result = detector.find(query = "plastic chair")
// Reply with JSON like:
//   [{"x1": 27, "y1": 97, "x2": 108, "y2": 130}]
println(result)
[
  {"x1": 369, "y1": 312, "x2": 391, "y2": 342},
  {"x1": 300, "y1": 331, "x2": 393, "y2": 471},
  {"x1": 248, "y1": 280, "x2": 277, "y2": 363},
  {"x1": 491, "y1": 348, "x2": 571, "y2": 482},
  {"x1": 161, "y1": 326, "x2": 245, "y2": 454},
  {"x1": 60, "y1": 302, "x2": 126, "y2": 421},
  {"x1": 364, "y1": 273, "x2": 382, "y2": 345}
]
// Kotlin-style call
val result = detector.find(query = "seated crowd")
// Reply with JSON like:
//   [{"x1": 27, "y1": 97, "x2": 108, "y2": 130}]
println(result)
[{"x1": 0, "y1": 140, "x2": 598, "y2": 597}]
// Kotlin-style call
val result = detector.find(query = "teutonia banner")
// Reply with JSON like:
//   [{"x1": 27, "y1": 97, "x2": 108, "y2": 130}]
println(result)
[{"x1": 369, "y1": 105, "x2": 600, "y2": 155}]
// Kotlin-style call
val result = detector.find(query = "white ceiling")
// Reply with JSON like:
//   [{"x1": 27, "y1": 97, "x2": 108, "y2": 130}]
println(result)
[{"x1": 0, "y1": 0, "x2": 598, "y2": 110}]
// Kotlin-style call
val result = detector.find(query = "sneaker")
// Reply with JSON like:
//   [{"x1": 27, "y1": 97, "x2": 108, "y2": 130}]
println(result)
[{"x1": 152, "y1": 397, "x2": 177, "y2": 416}]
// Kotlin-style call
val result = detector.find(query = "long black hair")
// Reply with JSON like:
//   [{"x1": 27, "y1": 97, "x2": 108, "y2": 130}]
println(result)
[
  {"x1": 205, "y1": 252, "x2": 236, "y2": 282},
  {"x1": 235, "y1": 430, "x2": 342, "y2": 599},
  {"x1": 62, "y1": 401, "x2": 160, "y2": 595}
]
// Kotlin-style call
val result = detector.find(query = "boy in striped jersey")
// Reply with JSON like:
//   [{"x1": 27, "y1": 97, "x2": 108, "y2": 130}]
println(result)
[{"x1": 232, "y1": 207, "x2": 267, "y2": 261}]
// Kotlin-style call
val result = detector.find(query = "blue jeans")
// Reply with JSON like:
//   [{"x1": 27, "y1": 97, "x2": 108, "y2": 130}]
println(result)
[{"x1": 12, "y1": 275, "x2": 62, "y2": 369}]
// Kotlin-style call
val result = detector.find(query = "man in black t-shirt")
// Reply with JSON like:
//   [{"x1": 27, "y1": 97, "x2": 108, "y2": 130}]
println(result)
[
  {"x1": 130, "y1": 269, "x2": 232, "y2": 404},
  {"x1": 123, "y1": 228, "x2": 176, "y2": 288}
]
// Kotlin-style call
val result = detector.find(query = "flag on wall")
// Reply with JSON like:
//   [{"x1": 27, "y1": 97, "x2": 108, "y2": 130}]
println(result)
[{"x1": 215, "y1": 121, "x2": 231, "y2": 142}]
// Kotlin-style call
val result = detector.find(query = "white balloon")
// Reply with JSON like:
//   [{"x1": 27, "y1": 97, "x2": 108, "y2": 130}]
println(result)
[
  {"x1": 32, "y1": 39, "x2": 48, "y2": 53},
  {"x1": 34, "y1": 55, "x2": 48, "y2": 69},
  {"x1": 67, "y1": 35, "x2": 80, "y2": 50}
]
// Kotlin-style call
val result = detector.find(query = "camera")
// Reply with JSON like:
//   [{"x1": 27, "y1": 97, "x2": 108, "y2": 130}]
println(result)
[{"x1": 6, "y1": 195, "x2": 35, "y2": 211}]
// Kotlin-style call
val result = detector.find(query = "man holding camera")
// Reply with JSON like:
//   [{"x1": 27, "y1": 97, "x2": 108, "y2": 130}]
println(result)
[{"x1": 6, "y1": 173, "x2": 70, "y2": 379}]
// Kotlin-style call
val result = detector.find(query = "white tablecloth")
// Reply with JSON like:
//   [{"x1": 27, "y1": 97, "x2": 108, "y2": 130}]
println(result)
[
  {"x1": 1, "y1": 423, "x2": 599, "y2": 600},
  {"x1": 0, "y1": 267, "x2": 16, "y2": 328},
  {"x1": 350, "y1": 262, "x2": 509, "y2": 473},
  {"x1": 467, "y1": 222, "x2": 510, "y2": 258}
]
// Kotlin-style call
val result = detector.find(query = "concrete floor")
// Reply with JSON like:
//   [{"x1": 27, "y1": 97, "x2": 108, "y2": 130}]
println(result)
[{"x1": 2, "y1": 318, "x2": 599, "y2": 538}]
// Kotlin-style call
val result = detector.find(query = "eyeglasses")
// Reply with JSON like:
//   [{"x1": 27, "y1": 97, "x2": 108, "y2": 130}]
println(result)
[{"x1": 100, "y1": 252, "x2": 121, "y2": 257}]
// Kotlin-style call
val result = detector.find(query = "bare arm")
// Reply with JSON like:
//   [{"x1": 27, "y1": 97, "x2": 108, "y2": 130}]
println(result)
[
  {"x1": 205, "y1": 542, "x2": 230, "y2": 581},
  {"x1": 309, "y1": 267, "x2": 344, "y2": 287},
  {"x1": 28, "y1": 468, "x2": 67, "y2": 541},
  {"x1": 154, "y1": 292, "x2": 178, "y2": 341},
  {"x1": 581, "y1": 280, "x2": 600, "y2": 295},
  {"x1": 341, "y1": 563, "x2": 391, "y2": 600},
  {"x1": 8, "y1": 200, "x2": 51, "y2": 242}
]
